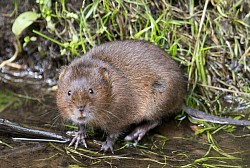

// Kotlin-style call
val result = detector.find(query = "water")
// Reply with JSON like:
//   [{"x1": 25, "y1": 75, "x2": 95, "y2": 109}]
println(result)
[{"x1": 0, "y1": 83, "x2": 250, "y2": 167}]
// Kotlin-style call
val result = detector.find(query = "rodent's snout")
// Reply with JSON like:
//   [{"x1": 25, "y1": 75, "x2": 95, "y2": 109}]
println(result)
[
  {"x1": 77, "y1": 105, "x2": 87, "y2": 118},
  {"x1": 78, "y1": 105, "x2": 85, "y2": 113}
]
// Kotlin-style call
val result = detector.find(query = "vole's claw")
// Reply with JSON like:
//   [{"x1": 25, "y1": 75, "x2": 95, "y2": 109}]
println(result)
[
  {"x1": 101, "y1": 140, "x2": 114, "y2": 154},
  {"x1": 82, "y1": 139, "x2": 87, "y2": 148},
  {"x1": 93, "y1": 140, "x2": 102, "y2": 146},
  {"x1": 94, "y1": 140, "x2": 115, "y2": 153},
  {"x1": 74, "y1": 136, "x2": 79, "y2": 149},
  {"x1": 68, "y1": 134, "x2": 76, "y2": 146},
  {"x1": 124, "y1": 129, "x2": 146, "y2": 142},
  {"x1": 125, "y1": 121, "x2": 160, "y2": 142},
  {"x1": 133, "y1": 140, "x2": 138, "y2": 146},
  {"x1": 67, "y1": 130, "x2": 87, "y2": 149}
]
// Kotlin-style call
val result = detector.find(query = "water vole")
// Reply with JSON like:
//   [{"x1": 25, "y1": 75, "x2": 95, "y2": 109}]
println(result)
[{"x1": 56, "y1": 40, "x2": 250, "y2": 152}]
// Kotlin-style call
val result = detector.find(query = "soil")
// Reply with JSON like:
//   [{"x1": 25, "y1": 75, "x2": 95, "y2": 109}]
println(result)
[{"x1": 0, "y1": 0, "x2": 65, "y2": 87}]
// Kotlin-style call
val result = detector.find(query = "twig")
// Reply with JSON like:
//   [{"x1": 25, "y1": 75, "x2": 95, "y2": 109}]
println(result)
[
  {"x1": 198, "y1": 83, "x2": 250, "y2": 97},
  {"x1": 239, "y1": 46, "x2": 250, "y2": 62},
  {"x1": 0, "y1": 119, "x2": 70, "y2": 142},
  {"x1": 0, "y1": 43, "x2": 19, "y2": 69},
  {"x1": 0, "y1": 100, "x2": 17, "y2": 113}
]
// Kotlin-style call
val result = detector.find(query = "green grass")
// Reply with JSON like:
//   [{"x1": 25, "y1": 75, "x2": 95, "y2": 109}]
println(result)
[
  {"x1": 0, "y1": 89, "x2": 18, "y2": 149},
  {"x1": 0, "y1": 89, "x2": 20, "y2": 111}
]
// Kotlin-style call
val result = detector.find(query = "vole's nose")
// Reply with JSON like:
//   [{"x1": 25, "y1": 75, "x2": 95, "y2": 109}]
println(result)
[
  {"x1": 78, "y1": 105, "x2": 85, "y2": 113},
  {"x1": 78, "y1": 105, "x2": 86, "y2": 119}
]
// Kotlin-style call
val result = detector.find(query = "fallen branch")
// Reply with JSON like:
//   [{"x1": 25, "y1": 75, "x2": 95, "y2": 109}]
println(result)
[
  {"x1": 0, "y1": 43, "x2": 19, "y2": 69},
  {"x1": 0, "y1": 118, "x2": 70, "y2": 143}
]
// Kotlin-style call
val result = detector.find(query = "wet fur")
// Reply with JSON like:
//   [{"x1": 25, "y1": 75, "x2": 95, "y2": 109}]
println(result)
[{"x1": 56, "y1": 40, "x2": 186, "y2": 148}]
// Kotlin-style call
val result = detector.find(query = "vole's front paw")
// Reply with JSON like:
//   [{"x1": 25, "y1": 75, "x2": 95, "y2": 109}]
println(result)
[{"x1": 66, "y1": 130, "x2": 87, "y2": 149}]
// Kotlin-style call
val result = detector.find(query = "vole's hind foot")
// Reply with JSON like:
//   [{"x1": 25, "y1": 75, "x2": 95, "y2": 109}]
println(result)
[
  {"x1": 124, "y1": 120, "x2": 160, "y2": 142},
  {"x1": 101, "y1": 140, "x2": 114, "y2": 153},
  {"x1": 94, "y1": 140, "x2": 114, "y2": 153},
  {"x1": 66, "y1": 125, "x2": 87, "y2": 149},
  {"x1": 95, "y1": 133, "x2": 119, "y2": 153}
]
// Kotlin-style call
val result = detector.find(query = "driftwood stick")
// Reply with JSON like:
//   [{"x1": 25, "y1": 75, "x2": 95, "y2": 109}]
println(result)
[{"x1": 0, "y1": 119, "x2": 70, "y2": 143}]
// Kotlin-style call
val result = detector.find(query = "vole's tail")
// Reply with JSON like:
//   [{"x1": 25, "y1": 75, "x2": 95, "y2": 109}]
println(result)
[{"x1": 182, "y1": 104, "x2": 250, "y2": 126}]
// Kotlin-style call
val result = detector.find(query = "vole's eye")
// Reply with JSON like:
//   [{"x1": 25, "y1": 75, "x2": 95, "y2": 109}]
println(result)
[
  {"x1": 88, "y1": 88, "x2": 94, "y2": 94},
  {"x1": 68, "y1": 90, "x2": 72, "y2": 96}
]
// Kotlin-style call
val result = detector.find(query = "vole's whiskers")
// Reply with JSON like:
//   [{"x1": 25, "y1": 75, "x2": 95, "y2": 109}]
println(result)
[
  {"x1": 97, "y1": 102, "x2": 112, "y2": 106},
  {"x1": 51, "y1": 114, "x2": 61, "y2": 127},
  {"x1": 101, "y1": 109, "x2": 120, "y2": 120},
  {"x1": 93, "y1": 107, "x2": 119, "y2": 120}
]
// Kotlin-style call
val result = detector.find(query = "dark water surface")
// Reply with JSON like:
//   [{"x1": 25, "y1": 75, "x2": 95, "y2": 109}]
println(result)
[{"x1": 0, "y1": 84, "x2": 250, "y2": 168}]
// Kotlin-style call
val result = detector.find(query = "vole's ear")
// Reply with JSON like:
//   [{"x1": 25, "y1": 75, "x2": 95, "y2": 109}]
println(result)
[{"x1": 99, "y1": 67, "x2": 110, "y2": 83}]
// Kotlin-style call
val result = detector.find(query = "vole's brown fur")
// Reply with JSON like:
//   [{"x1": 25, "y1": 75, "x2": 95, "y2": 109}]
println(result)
[
  {"x1": 56, "y1": 40, "x2": 186, "y2": 152},
  {"x1": 57, "y1": 40, "x2": 250, "y2": 152}
]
